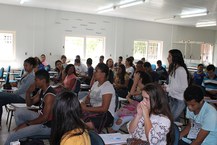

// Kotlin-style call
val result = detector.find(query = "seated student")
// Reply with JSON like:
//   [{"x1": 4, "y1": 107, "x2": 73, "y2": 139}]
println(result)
[
  {"x1": 34, "y1": 56, "x2": 45, "y2": 71},
  {"x1": 106, "y1": 58, "x2": 114, "y2": 84},
  {"x1": 193, "y1": 64, "x2": 206, "y2": 86},
  {"x1": 74, "y1": 59, "x2": 87, "y2": 77},
  {"x1": 0, "y1": 57, "x2": 36, "y2": 129},
  {"x1": 51, "y1": 91, "x2": 90, "y2": 145},
  {"x1": 128, "y1": 83, "x2": 174, "y2": 145},
  {"x1": 114, "y1": 56, "x2": 123, "y2": 68},
  {"x1": 179, "y1": 85, "x2": 217, "y2": 145},
  {"x1": 125, "y1": 57, "x2": 134, "y2": 78},
  {"x1": 135, "y1": 60, "x2": 145, "y2": 73},
  {"x1": 52, "y1": 60, "x2": 65, "y2": 84},
  {"x1": 109, "y1": 71, "x2": 152, "y2": 133},
  {"x1": 83, "y1": 58, "x2": 94, "y2": 85},
  {"x1": 80, "y1": 63, "x2": 115, "y2": 133},
  {"x1": 4, "y1": 70, "x2": 56, "y2": 145},
  {"x1": 40, "y1": 54, "x2": 49, "y2": 67},
  {"x1": 144, "y1": 62, "x2": 159, "y2": 82},
  {"x1": 114, "y1": 64, "x2": 130, "y2": 98},
  {"x1": 99, "y1": 55, "x2": 104, "y2": 63},
  {"x1": 61, "y1": 55, "x2": 69, "y2": 69},
  {"x1": 156, "y1": 60, "x2": 168, "y2": 80},
  {"x1": 202, "y1": 64, "x2": 217, "y2": 98}
]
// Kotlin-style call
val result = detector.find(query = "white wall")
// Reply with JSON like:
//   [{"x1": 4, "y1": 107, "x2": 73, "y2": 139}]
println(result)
[{"x1": 0, "y1": 4, "x2": 216, "y2": 69}]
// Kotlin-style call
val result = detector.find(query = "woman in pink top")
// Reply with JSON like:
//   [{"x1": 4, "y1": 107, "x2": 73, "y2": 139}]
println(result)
[{"x1": 63, "y1": 64, "x2": 77, "y2": 90}]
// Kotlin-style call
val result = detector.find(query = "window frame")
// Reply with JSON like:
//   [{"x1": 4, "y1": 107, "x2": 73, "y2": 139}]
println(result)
[{"x1": 0, "y1": 31, "x2": 16, "y2": 61}]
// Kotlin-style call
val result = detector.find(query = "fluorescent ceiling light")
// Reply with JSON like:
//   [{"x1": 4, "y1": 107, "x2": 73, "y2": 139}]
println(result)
[
  {"x1": 196, "y1": 21, "x2": 216, "y2": 27},
  {"x1": 155, "y1": 16, "x2": 176, "y2": 21},
  {"x1": 97, "y1": 7, "x2": 115, "y2": 14},
  {"x1": 119, "y1": 0, "x2": 144, "y2": 8},
  {"x1": 20, "y1": 0, "x2": 26, "y2": 4},
  {"x1": 180, "y1": 11, "x2": 208, "y2": 18}
]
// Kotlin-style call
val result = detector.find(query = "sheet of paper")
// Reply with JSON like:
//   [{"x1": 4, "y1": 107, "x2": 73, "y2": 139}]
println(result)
[{"x1": 99, "y1": 133, "x2": 130, "y2": 144}]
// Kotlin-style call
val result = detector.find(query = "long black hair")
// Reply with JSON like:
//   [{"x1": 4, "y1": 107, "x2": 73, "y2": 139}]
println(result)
[
  {"x1": 168, "y1": 49, "x2": 190, "y2": 83},
  {"x1": 50, "y1": 91, "x2": 87, "y2": 145},
  {"x1": 117, "y1": 64, "x2": 126, "y2": 84},
  {"x1": 143, "y1": 83, "x2": 174, "y2": 145}
]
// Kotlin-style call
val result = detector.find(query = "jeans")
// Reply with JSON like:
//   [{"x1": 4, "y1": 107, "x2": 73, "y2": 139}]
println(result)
[
  {"x1": 0, "y1": 92, "x2": 25, "y2": 124},
  {"x1": 111, "y1": 113, "x2": 134, "y2": 131},
  {"x1": 169, "y1": 96, "x2": 186, "y2": 121},
  {"x1": 4, "y1": 108, "x2": 51, "y2": 145}
]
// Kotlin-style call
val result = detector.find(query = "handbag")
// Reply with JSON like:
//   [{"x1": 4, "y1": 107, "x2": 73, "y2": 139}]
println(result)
[{"x1": 127, "y1": 138, "x2": 149, "y2": 145}]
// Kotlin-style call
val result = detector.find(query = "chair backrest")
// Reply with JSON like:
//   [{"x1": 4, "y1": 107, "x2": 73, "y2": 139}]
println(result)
[
  {"x1": 6, "y1": 65, "x2": 11, "y2": 73},
  {"x1": 89, "y1": 130, "x2": 105, "y2": 145},
  {"x1": 0, "y1": 67, "x2": 4, "y2": 78},
  {"x1": 151, "y1": 64, "x2": 156, "y2": 71},
  {"x1": 5, "y1": 73, "x2": 10, "y2": 84},
  {"x1": 19, "y1": 69, "x2": 24, "y2": 77},
  {"x1": 173, "y1": 123, "x2": 180, "y2": 145},
  {"x1": 74, "y1": 78, "x2": 81, "y2": 95}
]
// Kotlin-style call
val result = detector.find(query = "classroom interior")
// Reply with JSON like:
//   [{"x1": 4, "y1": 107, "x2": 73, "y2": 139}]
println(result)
[{"x1": 0, "y1": 0, "x2": 217, "y2": 144}]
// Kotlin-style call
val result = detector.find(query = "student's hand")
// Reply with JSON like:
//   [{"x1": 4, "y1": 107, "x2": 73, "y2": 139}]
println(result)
[
  {"x1": 140, "y1": 99, "x2": 150, "y2": 117},
  {"x1": 136, "y1": 103, "x2": 143, "y2": 118},
  {"x1": 13, "y1": 123, "x2": 27, "y2": 131}
]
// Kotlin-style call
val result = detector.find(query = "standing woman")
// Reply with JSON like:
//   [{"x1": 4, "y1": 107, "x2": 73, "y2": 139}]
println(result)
[
  {"x1": 51, "y1": 91, "x2": 90, "y2": 145},
  {"x1": 165, "y1": 49, "x2": 189, "y2": 120},
  {"x1": 81, "y1": 63, "x2": 116, "y2": 133}
]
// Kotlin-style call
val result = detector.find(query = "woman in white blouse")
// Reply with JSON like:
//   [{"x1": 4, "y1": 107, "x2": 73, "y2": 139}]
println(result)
[
  {"x1": 128, "y1": 83, "x2": 174, "y2": 145},
  {"x1": 165, "y1": 49, "x2": 189, "y2": 120}
]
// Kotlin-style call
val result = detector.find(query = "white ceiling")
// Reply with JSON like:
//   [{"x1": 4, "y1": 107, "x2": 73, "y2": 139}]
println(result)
[{"x1": 0, "y1": 0, "x2": 217, "y2": 30}]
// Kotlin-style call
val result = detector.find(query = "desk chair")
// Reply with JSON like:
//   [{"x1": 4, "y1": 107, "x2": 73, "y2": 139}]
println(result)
[
  {"x1": 0, "y1": 67, "x2": 4, "y2": 79},
  {"x1": 5, "y1": 104, "x2": 15, "y2": 131},
  {"x1": 89, "y1": 130, "x2": 105, "y2": 145}
]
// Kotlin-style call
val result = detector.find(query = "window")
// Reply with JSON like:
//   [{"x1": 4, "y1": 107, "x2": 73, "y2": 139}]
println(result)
[
  {"x1": 0, "y1": 31, "x2": 16, "y2": 60},
  {"x1": 65, "y1": 36, "x2": 105, "y2": 66},
  {"x1": 133, "y1": 40, "x2": 163, "y2": 64}
]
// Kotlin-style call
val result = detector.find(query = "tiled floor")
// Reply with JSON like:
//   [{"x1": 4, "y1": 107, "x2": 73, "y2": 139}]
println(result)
[
  {"x1": 0, "y1": 108, "x2": 50, "y2": 145},
  {"x1": 0, "y1": 107, "x2": 16, "y2": 145}
]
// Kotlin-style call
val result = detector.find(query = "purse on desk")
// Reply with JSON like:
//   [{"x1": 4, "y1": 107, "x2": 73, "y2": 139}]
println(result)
[{"x1": 127, "y1": 138, "x2": 149, "y2": 145}]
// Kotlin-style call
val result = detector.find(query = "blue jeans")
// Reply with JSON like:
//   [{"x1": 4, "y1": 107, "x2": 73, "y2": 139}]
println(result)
[
  {"x1": 4, "y1": 108, "x2": 51, "y2": 145},
  {"x1": 0, "y1": 92, "x2": 25, "y2": 124},
  {"x1": 169, "y1": 97, "x2": 186, "y2": 121},
  {"x1": 111, "y1": 113, "x2": 134, "y2": 131}
]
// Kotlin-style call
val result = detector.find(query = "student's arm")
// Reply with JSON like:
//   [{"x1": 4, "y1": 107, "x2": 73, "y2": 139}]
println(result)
[
  {"x1": 14, "y1": 94, "x2": 55, "y2": 131},
  {"x1": 191, "y1": 129, "x2": 209, "y2": 145},
  {"x1": 128, "y1": 103, "x2": 142, "y2": 133},
  {"x1": 26, "y1": 83, "x2": 39, "y2": 106},
  {"x1": 81, "y1": 94, "x2": 112, "y2": 113},
  {"x1": 126, "y1": 73, "x2": 140, "y2": 98},
  {"x1": 180, "y1": 121, "x2": 191, "y2": 139}
]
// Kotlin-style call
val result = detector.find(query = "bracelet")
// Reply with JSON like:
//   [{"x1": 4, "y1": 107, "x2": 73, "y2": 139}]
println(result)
[{"x1": 25, "y1": 121, "x2": 30, "y2": 126}]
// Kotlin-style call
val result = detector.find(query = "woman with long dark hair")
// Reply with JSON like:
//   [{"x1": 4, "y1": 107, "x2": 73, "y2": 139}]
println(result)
[
  {"x1": 52, "y1": 60, "x2": 64, "y2": 83},
  {"x1": 165, "y1": 49, "x2": 189, "y2": 120},
  {"x1": 114, "y1": 64, "x2": 129, "y2": 98},
  {"x1": 51, "y1": 91, "x2": 90, "y2": 145},
  {"x1": 128, "y1": 83, "x2": 174, "y2": 145}
]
